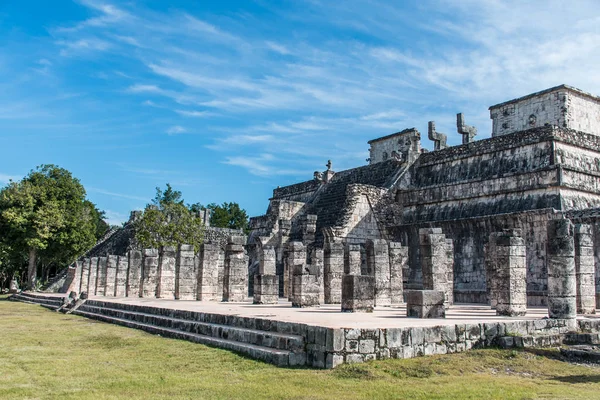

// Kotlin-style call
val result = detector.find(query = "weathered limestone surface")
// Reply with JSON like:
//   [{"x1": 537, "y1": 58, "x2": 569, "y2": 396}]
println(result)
[
  {"x1": 127, "y1": 250, "x2": 142, "y2": 298},
  {"x1": 493, "y1": 229, "x2": 527, "y2": 316},
  {"x1": 88, "y1": 257, "x2": 99, "y2": 295},
  {"x1": 324, "y1": 241, "x2": 344, "y2": 304},
  {"x1": 292, "y1": 274, "x2": 320, "y2": 307},
  {"x1": 157, "y1": 246, "x2": 176, "y2": 299},
  {"x1": 366, "y1": 239, "x2": 391, "y2": 307},
  {"x1": 311, "y1": 248, "x2": 325, "y2": 304},
  {"x1": 197, "y1": 242, "x2": 222, "y2": 301},
  {"x1": 105, "y1": 255, "x2": 118, "y2": 297},
  {"x1": 254, "y1": 246, "x2": 278, "y2": 304},
  {"x1": 80, "y1": 258, "x2": 91, "y2": 295},
  {"x1": 345, "y1": 244, "x2": 362, "y2": 275},
  {"x1": 96, "y1": 257, "x2": 108, "y2": 296},
  {"x1": 176, "y1": 244, "x2": 196, "y2": 300},
  {"x1": 115, "y1": 255, "x2": 128, "y2": 297},
  {"x1": 547, "y1": 219, "x2": 577, "y2": 319},
  {"x1": 141, "y1": 249, "x2": 159, "y2": 298},
  {"x1": 419, "y1": 228, "x2": 453, "y2": 308},
  {"x1": 574, "y1": 224, "x2": 596, "y2": 314},
  {"x1": 341, "y1": 275, "x2": 374, "y2": 312},
  {"x1": 388, "y1": 242, "x2": 407, "y2": 304},
  {"x1": 406, "y1": 289, "x2": 445, "y2": 318},
  {"x1": 287, "y1": 241, "x2": 306, "y2": 300},
  {"x1": 223, "y1": 236, "x2": 248, "y2": 302}
]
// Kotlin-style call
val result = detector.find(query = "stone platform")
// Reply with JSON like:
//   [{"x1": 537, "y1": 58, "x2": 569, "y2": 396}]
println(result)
[{"x1": 10, "y1": 292, "x2": 600, "y2": 369}]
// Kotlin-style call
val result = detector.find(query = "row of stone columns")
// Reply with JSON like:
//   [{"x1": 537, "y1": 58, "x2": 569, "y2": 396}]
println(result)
[
  {"x1": 68, "y1": 236, "x2": 248, "y2": 302},
  {"x1": 252, "y1": 238, "x2": 408, "y2": 310}
]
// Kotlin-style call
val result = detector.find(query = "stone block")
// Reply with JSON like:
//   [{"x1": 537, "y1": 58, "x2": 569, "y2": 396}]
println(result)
[
  {"x1": 126, "y1": 250, "x2": 142, "y2": 297},
  {"x1": 88, "y1": 257, "x2": 99, "y2": 295},
  {"x1": 324, "y1": 241, "x2": 344, "y2": 304},
  {"x1": 105, "y1": 255, "x2": 118, "y2": 296},
  {"x1": 406, "y1": 290, "x2": 445, "y2": 318},
  {"x1": 176, "y1": 244, "x2": 196, "y2": 300},
  {"x1": 253, "y1": 275, "x2": 279, "y2": 304},
  {"x1": 224, "y1": 237, "x2": 248, "y2": 302},
  {"x1": 157, "y1": 246, "x2": 176, "y2": 299},
  {"x1": 366, "y1": 239, "x2": 391, "y2": 307},
  {"x1": 96, "y1": 257, "x2": 108, "y2": 296},
  {"x1": 197, "y1": 242, "x2": 222, "y2": 301},
  {"x1": 141, "y1": 249, "x2": 159, "y2": 298},
  {"x1": 292, "y1": 274, "x2": 320, "y2": 307},
  {"x1": 341, "y1": 275, "x2": 374, "y2": 312},
  {"x1": 115, "y1": 255, "x2": 128, "y2": 297}
]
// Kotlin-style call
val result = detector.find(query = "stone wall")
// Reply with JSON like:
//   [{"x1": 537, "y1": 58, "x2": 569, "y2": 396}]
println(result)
[
  {"x1": 368, "y1": 128, "x2": 421, "y2": 165},
  {"x1": 490, "y1": 85, "x2": 600, "y2": 137}
]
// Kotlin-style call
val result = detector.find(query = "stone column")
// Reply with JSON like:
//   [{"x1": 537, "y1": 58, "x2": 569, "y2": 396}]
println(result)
[
  {"x1": 366, "y1": 239, "x2": 391, "y2": 307},
  {"x1": 253, "y1": 246, "x2": 278, "y2": 304},
  {"x1": 419, "y1": 228, "x2": 453, "y2": 308},
  {"x1": 176, "y1": 244, "x2": 196, "y2": 300},
  {"x1": 302, "y1": 215, "x2": 317, "y2": 245},
  {"x1": 389, "y1": 242, "x2": 407, "y2": 304},
  {"x1": 485, "y1": 237, "x2": 498, "y2": 308},
  {"x1": 324, "y1": 240, "x2": 344, "y2": 304},
  {"x1": 444, "y1": 238, "x2": 454, "y2": 305},
  {"x1": 287, "y1": 241, "x2": 306, "y2": 300},
  {"x1": 115, "y1": 255, "x2": 128, "y2": 297},
  {"x1": 105, "y1": 255, "x2": 118, "y2": 297},
  {"x1": 547, "y1": 219, "x2": 576, "y2": 319},
  {"x1": 494, "y1": 229, "x2": 527, "y2": 316},
  {"x1": 141, "y1": 249, "x2": 159, "y2": 298},
  {"x1": 278, "y1": 219, "x2": 291, "y2": 298},
  {"x1": 341, "y1": 243, "x2": 374, "y2": 312},
  {"x1": 311, "y1": 248, "x2": 325, "y2": 304},
  {"x1": 197, "y1": 242, "x2": 221, "y2": 301},
  {"x1": 80, "y1": 258, "x2": 91, "y2": 295},
  {"x1": 88, "y1": 257, "x2": 99, "y2": 295},
  {"x1": 72, "y1": 260, "x2": 83, "y2": 295},
  {"x1": 223, "y1": 236, "x2": 248, "y2": 302},
  {"x1": 344, "y1": 244, "x2": 362, "y2": 275},
  {"x1": 157, "y1": 246, "x2": 176, "y2": 299},
  {"x1": 126, "y1": 250, "x2": 142, "y2": 298},
  {"x1": 96, "y1": 256, "x2": 108, "y2": 296},
  {"x1": 575, "y1": 224, "x2": 596, "y2": 314}
]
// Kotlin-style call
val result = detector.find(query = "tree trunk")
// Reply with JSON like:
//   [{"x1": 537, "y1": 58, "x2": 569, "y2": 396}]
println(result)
[{"x1": 28, "y1": 247, "x2": 37, "y2": 291}]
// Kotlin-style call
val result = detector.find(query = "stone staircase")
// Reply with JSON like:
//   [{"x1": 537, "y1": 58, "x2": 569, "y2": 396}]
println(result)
[
  {"x1": 10, "y1": 293, "x2": 307, "y2": 367},
  {"x1": 9, "y1": 292, "x2": 63, "y2": 310},
  {"x1": 71, "y1": 300, "x2": 306, "y2": 367}
]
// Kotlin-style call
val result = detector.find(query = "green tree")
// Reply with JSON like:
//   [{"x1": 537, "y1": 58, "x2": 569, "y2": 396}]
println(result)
[
  {"x1": 207, "y1": 202, "x2": 249, "y2": 232},
  {"x1": 0, "y1": 165, "x2": 98, "y2": 289},
  {"x1": 134, "y1": 184, "x2": 204, "y2": 252}
]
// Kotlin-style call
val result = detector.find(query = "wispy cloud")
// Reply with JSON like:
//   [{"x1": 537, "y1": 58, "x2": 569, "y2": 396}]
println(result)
[
  {"x1": 166, "y1": 125, "x2": 187, "y2": 135},
  {"x1": 87, "y1": 187, "x2": 148, "y2": 202}
]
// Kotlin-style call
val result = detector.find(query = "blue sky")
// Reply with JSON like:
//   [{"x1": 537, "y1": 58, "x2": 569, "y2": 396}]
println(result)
[{"x1": 1, "y1": 0, "x2": 600, "y2": 225}]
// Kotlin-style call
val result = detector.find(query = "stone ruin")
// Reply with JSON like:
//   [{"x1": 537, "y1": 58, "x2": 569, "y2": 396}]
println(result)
[
  {"x1": 57, "y1": 84, "x2": 600, "y2": 320},
  {"x1": 247, "y1": 84, "x2": 600, "y2": 317}
]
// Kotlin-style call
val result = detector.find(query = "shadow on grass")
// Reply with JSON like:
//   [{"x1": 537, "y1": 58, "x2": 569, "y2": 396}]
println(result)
[
  {"x1": 550, "y1": 375, "x2": 600, "y2": 384},
  {"x1": 521, "y1": 347, "x2": 565, "y2": 362}
]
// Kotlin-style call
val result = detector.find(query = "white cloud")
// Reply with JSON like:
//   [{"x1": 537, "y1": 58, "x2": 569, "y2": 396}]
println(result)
[
  {"x1": 166, "y1": 125, "x2": 187, "y2": 135},
  {"x1": 87, "y1": 187, "x2": 148, "y2": 202}
]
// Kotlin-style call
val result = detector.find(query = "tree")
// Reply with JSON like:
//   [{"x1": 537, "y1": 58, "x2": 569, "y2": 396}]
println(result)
[
  {"x1": 207, "y1": 202, "x2": 249, "y2": 232},
  {"x1": 0, "y1": 165, "x2": 98, "y2": 289},
  {"x1": 134, "y1": 184, "x2": 204, "y2": 252}
]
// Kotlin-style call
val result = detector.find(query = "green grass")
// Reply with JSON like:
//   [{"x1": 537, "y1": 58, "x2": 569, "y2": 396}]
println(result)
[{"x1": 1, "y1": 294, "x2": 600, "y2": 400}]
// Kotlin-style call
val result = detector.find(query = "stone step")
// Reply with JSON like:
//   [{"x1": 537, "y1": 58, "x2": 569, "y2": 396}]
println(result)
[
  {"x1": 72, "y1": 309, "x2": 299, "y2": 367},
  {"x1": 497, "y1": 334, "x2": 563, "y2": 349},
  {"x1": 84, "y1": 300, "x2": 307, "y2": 336},
  {"x1": 78, "y1": 304, "x2": 304, "y2": 352},
  {"x1": 11, "y1": 293, "x2": 63, "y2": 309},
  {"x1": 564, "y1": 332, "x2": 600, "y2": 345}
]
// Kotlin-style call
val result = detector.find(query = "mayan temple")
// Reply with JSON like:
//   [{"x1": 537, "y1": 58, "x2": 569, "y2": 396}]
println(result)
[{"x1": 248, "y1": 84, "x2": 600, "y2": 309}]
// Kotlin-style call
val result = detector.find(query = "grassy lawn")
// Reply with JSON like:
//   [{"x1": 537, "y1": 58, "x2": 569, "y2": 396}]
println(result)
[{"x1": 1, "y1": 295, "x2": 599, "y2": 400}]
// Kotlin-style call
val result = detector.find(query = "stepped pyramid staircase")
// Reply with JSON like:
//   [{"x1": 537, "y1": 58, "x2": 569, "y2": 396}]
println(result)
[{"x1": 9, "y1": 292, "x2": 307, "y2": 367}]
